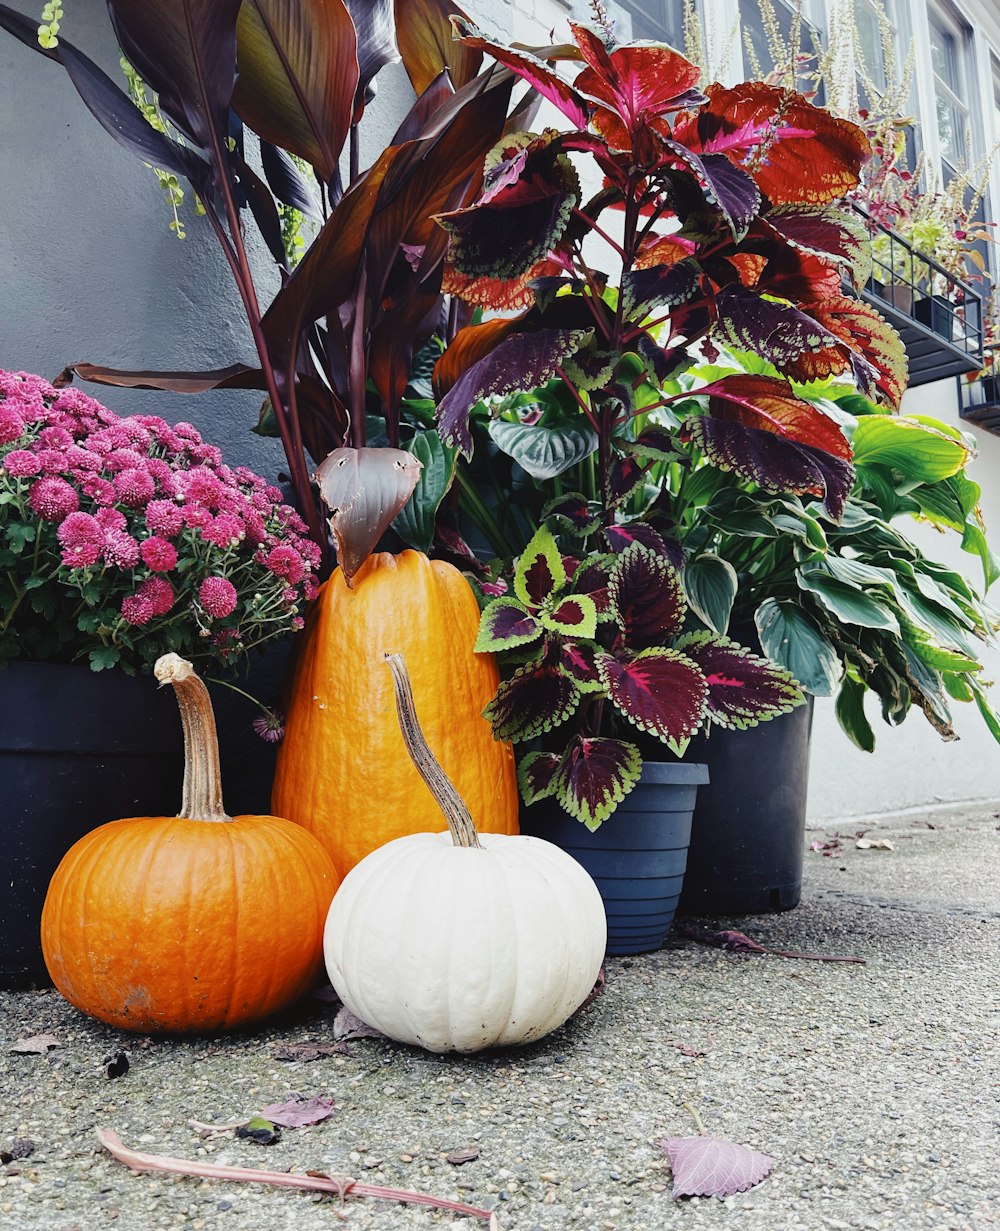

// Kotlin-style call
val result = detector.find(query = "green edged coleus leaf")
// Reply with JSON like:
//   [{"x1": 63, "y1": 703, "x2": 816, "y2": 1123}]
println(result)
[
  {"x1": 755, "y1": 598, "x2": 841, "y2": 696},
  {"x1": 541, "y1": 492, "x2": 601, "y2": 537},
  {"x1": 483, "y1": 658, "x2": 581, "y2": 742},
  {"x1": 676, "y1": 631, "x2": 803, "y2": 730},
  {"x1": 609, "y1": 542, "x2": 686, "y2": 648},
  {"x1": 621, "y1": 426, "x2": 684, "y2": 462},
  {"x1": 517, "y1": 750, "x2": 562, "y2": 805},
  {"x1": 553, "y1": 736, "x2": 643, "y2": 831},
  {"x1": 514, "y1": 524, "x2": 566, "y2": 608},
  {"x1": 571, "y1": 555, "x2": 617, "y2": 621},
  {"x1": 475, "y1": 597, "x2": 544, "y2": 654},
  {"x1": 541, "y1": 594, "x2": 598, "y2": 639},
  {"x1": 597, "y1": 647, "x2": 708, "y2": 743},
  {"x1": 684, "y1": 554, "x2": 738, "y2": 635},
  {"x1": 558, "y1": 640, "x2": 606, "y2": 693}
]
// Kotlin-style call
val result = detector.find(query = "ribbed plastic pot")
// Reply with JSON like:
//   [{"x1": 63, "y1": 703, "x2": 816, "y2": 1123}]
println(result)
[
  {"x1": 521, "y1": 762, "x2": 709, "y2": 956},
  {"x1": 0, "y1": 662, "x2": 182, "y2": 987},
  {"x1": 678, "y1": 699, "x2": 814, "y2": 916}
]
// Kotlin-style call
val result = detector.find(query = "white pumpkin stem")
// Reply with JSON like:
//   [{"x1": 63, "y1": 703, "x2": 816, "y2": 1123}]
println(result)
[
  {"x1": 384, "y1": 653, "x2": 481, "y2": 849},
  {"x1": 154, "y1": 653, "x2": 232, "y2": 824}
]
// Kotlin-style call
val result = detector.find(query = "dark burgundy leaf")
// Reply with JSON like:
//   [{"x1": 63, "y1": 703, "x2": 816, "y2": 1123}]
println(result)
[
  {"x1": 712, "y1": 288, "x2": 845, "y2": 375},
  {"x1": 558, "y1": 639, "x2": 605, "y2": 691},
  {"x1": 434, "y1": 524, "x2": 485, "y2": 573},
  {"x1": 625, "y1": 427, "x2": 683, "y2": 462},
  {"x1": 676, "y1": 632, "x2": 803, "y2": 728},
  {"x1": 260, "y1": 1096, "x2": 336, "y2": 1128},
  {"x1": 333, "y1": 1007, "x2": 387, "y2": 1041},
  {"x1": 571, "y1": 557, "x2": 615, "y2": 619},
  {"x1": 606, "y1": 454, "x2": 645, "y2": 506},
  {"x1": 610, "y1": 543, "x2": 686, "y2": 647},
  {"x1": 345, "y1": 0, "x2": 396, "y2": 115},
  {"x1": 102, "y1": 1051, "x2": 129, "y2": 1080},
  {"x1": 542, "y1": 492, "x2": 601, "y2": 536},
  {"x1": 232, "y1": 150, "x2": 286, "y2": 266},
  {"x1": 661, "y1": 1135, "x2": 775, "y2": 1199},
  {"x1": 603, "y1": 522, "x2": 670, "y2": 559},
  {"x1": 543, "y1": 595, "x2": 597, "y2": 638},
  {"x1": 314, "y1": 447, "x2": 423, "y2": 583},
  {"x1": 260, "y1": 141, "x2": 321, "y2": 216},
  {"x1": 620, "y1": 258, "x2": 701, "y2": 321},
  {"x1": 598, "y1": 649, "x2": 707, "y2": 743},
  {"x1": 576, "y1": 966, "x2": 606, "y2": 1012},
  {"x1": 675, "y1": 922, "x2": 768, "y2": 952},
  {"x1": 660, "y1": 143, "x2": 762, "y2": 240},
  {"x1": 763, "y1": 204, "x2": 871, "y2": 290},
  {"x1": 484, "y1": 659, "x2": 582, "y2": 742},
  {"x1": 475, "y1": 597, "x2": 544, "y2": 652},
  {"x1": 517, "y1": 750, "x2": 561, "y2": 804},
  {"x1": 438, "y1": 328, "x2": 588, "y2": 457},
  {"x1": 554, "y1": 736, "x2": 643, "y2": 829}
]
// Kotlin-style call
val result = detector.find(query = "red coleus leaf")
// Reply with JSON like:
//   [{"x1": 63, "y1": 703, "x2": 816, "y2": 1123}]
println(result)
[
  {"x1": 694, "y1": 374, "x2": 852, "y2": 461},
  {"x1": 598, "y1": 648, "x2": 708, "y2": 743},
  {"x1": 483, "y1": 657, "x2": 582, "y2": 742},
  {"x1": 474, "y1": 596, "x2": 544, "y2": 653},
  {"x1": 570, "y1": 556, "x2": 615, "y2": 619},
  {"x1": 438, "y1": 327, "x2": 588, "y2": 456},
  {"x1": 558, "y1": 639, "x2": 605, "y2": 692},
  {"x1": 661, "y1": 1135, "x2": 775, "y2": 1199},
  {"x1": 609, "y1": 542, "x2": 686, "y2": 647},
  {"x1": 635, "y1": 233, "x2": 696, "y2": 269},
  {"x1": 675, "y1": 632, "x2": 803, "y2": 728},
  {"x1": 804, "y1": 295, "x2": 908, "y2": 410},
  {"x1": 606, "y1": 454, "x2": 646, "y2": 506},
  {"x1": 553, "y1": 735, "x2": 643, "y2": 830},
  {"x1": 762, "y1": 204, "x2": 872, "y2": 291},
  {"x1": 442, "y1": 256, "x2": 563, "y2": 311},
  {"x1": 675, "y1": 82, "x2": 870, "y2": 204},
  {"x1": 542, "y1": 595, "x2": 598, "y2": 638},
  {"x1": 542, "y1": 491, "x2": 601, "y2": 537},
  {"x1": 517, "y1": 749, "x2": 561, "y2": 804},
  {"x1": 712, "y1": 287, "x2": 852, "y2": 383}
]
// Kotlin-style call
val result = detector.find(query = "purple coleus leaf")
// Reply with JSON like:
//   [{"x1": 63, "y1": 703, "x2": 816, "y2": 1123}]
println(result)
[
  {"x1": 661, "y1": 1135, "x2": 775, "y2": 1199},
  {"x1": 558, "y1": 639, "x2": 606, "y2": 692},
  {"x1": 259, "y1": 1096, "x2": 336, "y2": 1129},
  {"x1": 676, "y1": 632, "x2": 803, "y2": 728},
  {"x1": 609, "y1": 543, "x2": 686, "y2": 647},
  {"x1": 475, "y1": 597, "x2": 544, "y2": 653},
  {"x1": 542, "y1": 594, "x2": 598, "y2": 639},
  {"x1": 542, "y1": 491, "x2": 601, "y2": 537},
  {"x1": 763, "y1": 203, "x2": 872, "y2": 290},
  {"x1": 661, "y1": 142, "x2": 762, "y2": 241},
  {"x1": 598, "y1": 648, "x2": 708, "y2": 743},
  {"x1": 518, "y1": 749, "x2": 562, "y2": 804},
  {"x1": 483, "y1": 658, "x2": 582, "y2": 742},
  {"x1": 514, "y1": 524, "x2": 566, "y2": 608},
  {"x1": 712, "y1": 287, "x2": 846, "y2": 376},
  {"x1": 438, "y1": 328, "x2": 589, "y2": 457},
  {"x1": 603, "y1": 522, "x2": 682, "y2": 567},
  {"x1": 623, "y1": 426, "x2": 683, "y2": 462},
  {"x1": 553, "y1": 736, "x2": 643, "y2": 830},
  {"x1": 606, "y1": 453, "x2": 646, "y2": 506},
  {"x1": 571, "y1": 556, "x2": 616, "y2": 621},
  {"x1": 620, "y1": 257, "x2": 701, "y2": 321}
]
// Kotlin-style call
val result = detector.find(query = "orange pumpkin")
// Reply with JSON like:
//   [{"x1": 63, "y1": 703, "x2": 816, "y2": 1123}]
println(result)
[
  {"x1": 41, "y1": 654, "x2": 338, "y2": 1034},
  {"x1": 272, "y1": 550, "x2": 518, "y2": 877}
]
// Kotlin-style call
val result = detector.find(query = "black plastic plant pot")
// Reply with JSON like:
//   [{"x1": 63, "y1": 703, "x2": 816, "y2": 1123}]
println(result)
[
  {"x1": 0, "y1": 662, "x2": 182, "y2": 987},
  {"x1": 521, "y1": 762, "x2": 708, "y2": 956},
  {"x1": 914, "y1": 294, "x2": 955, "y2": 339},
  {"x1": 678, "y1": 699, "x2": 814, "y2": 917}
]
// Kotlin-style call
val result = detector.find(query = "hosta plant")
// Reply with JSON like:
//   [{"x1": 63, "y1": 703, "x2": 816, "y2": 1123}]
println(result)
[{"x1": 474, "y1": 524, "x2": 803, "y2": 828}]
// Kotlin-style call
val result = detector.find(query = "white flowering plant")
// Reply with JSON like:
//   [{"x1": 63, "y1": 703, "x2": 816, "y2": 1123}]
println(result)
[{"x1": 0, "y1": 370, "x2": 320, "y2": 675}]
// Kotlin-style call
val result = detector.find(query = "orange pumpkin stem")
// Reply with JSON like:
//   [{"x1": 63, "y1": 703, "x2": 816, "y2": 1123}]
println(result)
[
  {"x1": 154, "y1": 654, "x2": 232, "y2": 824},
  {"x1": 384, "y1": 653, "x2": 481, "y2": 849}
]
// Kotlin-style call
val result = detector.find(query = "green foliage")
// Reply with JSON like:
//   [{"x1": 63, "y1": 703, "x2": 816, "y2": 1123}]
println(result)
[{"x1": 36, "y1": 0, "x2": 60, "y2": 47}]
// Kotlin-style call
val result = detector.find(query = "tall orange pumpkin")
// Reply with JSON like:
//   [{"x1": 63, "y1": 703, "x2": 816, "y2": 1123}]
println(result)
[
  {"x1": 272, "y1": 551, "x2": 519, "y2": 877},
  {"x1": 41, "y1": 654, "x2": 338, "y2": 1034}
]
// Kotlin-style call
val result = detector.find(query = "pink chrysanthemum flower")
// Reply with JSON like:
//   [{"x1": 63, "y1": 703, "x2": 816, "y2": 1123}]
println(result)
[
  {"x1": 28, "y1": 476, "x2": 78, "y2": 521},
  {"x1": 199, "y1": 575, "x2": 238, "y2": 619},
  {"x1": 3, "y1": 450, "x2": 41, "y2": 478},
  {"x1": 141, "y1": 536, "x2": 178, "y2": 573},
  {"x1": 94, "y1": 507, "x2": 127, "y2": 533},
  {"x1": 265, "y1": 544, "x2": 305, "y2": 584},
  {"x1": 145, "y1": 499, "x2": 184, "y2": 537},
  {"x1": 65, "y1": 445, "x2": 102, "y2": 472},
  {"x1": 80, "y1": 475, "x2": 117, "y2": 506},
  {"x1": 114, "y1": 467, "x2": 156, "y2": 508},
  {"x1": 184, "y1": 505, "x2": 212, "y2": 529},
  {"x1": 39, "y1": 425, "x2": 73, "y2": 449},
  {"x1": 201, "y1": 512, "x2": 244, "y2": 548},
  {"x1": 0, "y1": 406, "x2": 25, "y2": 444},
  {"x1": 137, "y1": 576, "x2": 174, "y2": 617},
  {"x1": 252, "y1": 710, "x2": 285, "y2": 744},
  {"x1": 103, "y1": 448, "x2": 147, "y2": 474},
  {"x1": 103, "y1": 530, "x2": 141, "y2": 569},
  {"x1": 120, "y1": 592, "x2": 155, "y2": 626},
  {"x1": 36, "y1": 448, "x2": 70, "y2": 475},
  {"x1": 179, "y1": 467, "x2": 222, "y2": 508},
  {"x1": 57, "y1": 511, "x2": 104, "y2": 568}
]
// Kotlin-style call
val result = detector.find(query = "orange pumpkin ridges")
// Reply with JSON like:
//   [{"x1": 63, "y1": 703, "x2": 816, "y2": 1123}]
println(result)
[
  {"x1": 40, "y1": 654, "x2": 339, "y2": 1034},
  {"x1": 272, "y1": 550, "x2": 519, "y2": 879}
]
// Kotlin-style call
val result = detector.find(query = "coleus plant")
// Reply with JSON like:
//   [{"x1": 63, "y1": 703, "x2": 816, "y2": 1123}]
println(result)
[
  {"x1": 0, "y1": 0, "x2": 527, "y2": 571},
  {"x1": 474, "y1": 524, "x2": 802, "y2": 828}
]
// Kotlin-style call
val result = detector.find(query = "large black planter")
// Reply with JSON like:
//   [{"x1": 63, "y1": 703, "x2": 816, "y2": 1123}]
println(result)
[
  {"x1": 678, "y1": 700, "x2": 814, "y2": 916},
  {"x1": 521, "y1": 762, "x2": 708, "y2": 956},
  {"x1": 0, "y1": 662, "x2": 183, "y2": 987}
]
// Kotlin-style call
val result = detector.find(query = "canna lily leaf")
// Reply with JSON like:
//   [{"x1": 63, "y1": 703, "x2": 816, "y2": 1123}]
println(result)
[
  {"x1": 598, "y1": 648, "x2": 708, "y2": 744},
  {"x1": 259, "y1": 141, "x2": 321, "y2": 216},
  {"x1": 475, "y1": 597, "x2": 544, "y2": 654},
  {"x1": 483, "y1": 658, "x2": 582, "y2": 742},
  {"x1": 609, "y1": 543, "x2": 686, "y2": 647},
  {"x1": 514, "y1": 525, "x2": 566, "y2": 608},
  {"x1": 676, "y1": 631, "x2": 803, "y2": 729},
  {"x1": 344, "y1": 0, "x2": 397, "y2": 116},
  {"x1": 315, "y1": 446, "x2": 422, "y2": 584},
  {"x1": 395, "y1": 0, "x2": 481, "y2": 93},
  {"x1": 552, "y1": 736, "x2": 643, "y2": 831}
]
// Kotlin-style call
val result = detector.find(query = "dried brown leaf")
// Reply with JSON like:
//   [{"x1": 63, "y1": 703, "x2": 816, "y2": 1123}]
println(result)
[
  {"x1": 333, "y1": 1007, "x2": 387, "y2": 1042},
  {"x1": 10, "y1": 1034, "x2": 60, "y2": 1054},
  {"x1": 273, "y1": 1039, "x2": 351, "y2": 1062},
  {"x1": 446, "y1": 1146, "x2": 482, "y2": 1166}
]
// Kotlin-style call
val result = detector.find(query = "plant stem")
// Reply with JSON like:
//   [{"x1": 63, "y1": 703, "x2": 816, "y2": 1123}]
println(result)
[{"x1": 154, "y1": 654, "x2": 231, "y2": 824}]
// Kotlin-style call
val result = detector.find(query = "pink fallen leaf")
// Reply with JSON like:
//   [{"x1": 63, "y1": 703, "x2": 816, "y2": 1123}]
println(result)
[
  {"x1": 10, "y1": 1034, "x2": 60, "y2": 1054},
  {"x1": 676, "y1": 922, "x2": 865, "y2": 964},
  {"x1": 333, "y1": 1007, "x2": 387, "y2": 1042},
  {"x1": 260, "y1": 1096, "x2": 335, "y2": 1128},
  {"x1": 446, "y1": 1146, "x2": 482, "y2": 1166},
  {"x1": 661, "y1": 1135, "x2": 774, "y2": 1199}
]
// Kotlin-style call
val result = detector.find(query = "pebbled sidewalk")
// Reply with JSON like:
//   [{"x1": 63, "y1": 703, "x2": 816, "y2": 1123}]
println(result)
[{"x1": 1, "y1": 800, "x2": 997, "y2": 1231}]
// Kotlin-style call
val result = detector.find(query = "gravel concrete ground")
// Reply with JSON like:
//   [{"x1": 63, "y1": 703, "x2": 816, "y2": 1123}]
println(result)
[{"x1": 1, "y1": 800, "x2": 998, "y2": 1231}]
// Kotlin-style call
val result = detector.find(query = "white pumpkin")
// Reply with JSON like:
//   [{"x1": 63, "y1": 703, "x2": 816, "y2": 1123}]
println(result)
[{"x1": 324, "y1": 653, "x2": 607, "y2": 1053}]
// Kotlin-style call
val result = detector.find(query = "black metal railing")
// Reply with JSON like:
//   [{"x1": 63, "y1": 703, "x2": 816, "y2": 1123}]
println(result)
[
  {"x1": 850, "y1": 203, "x2": 986, "y2": 386},
  {"x1": 958, "y1": 343, "x2": 1000, "y2": 434}
]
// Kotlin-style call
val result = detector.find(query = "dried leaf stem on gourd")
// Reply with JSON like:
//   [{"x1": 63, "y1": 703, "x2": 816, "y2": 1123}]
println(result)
[{"x1": 154, "y1": 652, "x2": 232, "y2": 823}]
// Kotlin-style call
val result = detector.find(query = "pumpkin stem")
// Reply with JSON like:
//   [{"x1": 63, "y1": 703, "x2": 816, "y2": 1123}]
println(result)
[
  {"x1": 384, "y1": 653, "x2": 481, "y2": 849},
  {"x1": 154, "y1": 654, "x2": 233, "y2": 824}
]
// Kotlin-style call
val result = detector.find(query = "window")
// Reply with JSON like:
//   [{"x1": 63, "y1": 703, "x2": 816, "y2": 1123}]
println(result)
[
  {"x1": 737, "y1": 0, "x2": 825, "y2": 101},
  {"x1": 992, "y1": 52, "x2": 1000, "y2": 142},
  {"x1": 614, "y1": 0, "x2": 686, "y2": 48},
  {"x1": 854, "y1": 0, "x2": 890, "y2": 95},
  {"x1": 927, "y1": 5, "x2": 972, "y2": 170}
]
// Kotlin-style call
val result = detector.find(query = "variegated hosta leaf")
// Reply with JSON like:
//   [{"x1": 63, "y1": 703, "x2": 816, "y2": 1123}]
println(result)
[
  {"x1": 483, "y1": 658, "x2": 582, "y2": 742},
  {"x1": 437, "y1": 327, "x2": 589, "y2": 456},
  {"x1": 558, "y1": 639, "x2": 606, "y2": 693},
  {"x1": 621, "y1": 257, "x2": 701, "y2": 322},
  {"x1": 571, "y1": 555, "x2": 616, "y2": 620},
  {"x1": 763, "y1": 204, "x2": 872, "y2": 290},
  {"x1": 541, "y1": 492, "x2": 601, "y2": 537},
  {"x1": 552, "y1": 736, "x2": 644, "y2": 830},
  {"x1": 676, "y1": 631, "x2": 804, "y2": 729},
  {"x1": 675, "y1": 82, "x2": 870, "y2": 205},
  {"x1": 475, "y1": 596, "x2": 544, "y2": 653},
  {"x1": 598, "y1": 648, "x2": 708, "y2": 743},
  {"x1": 610, "y1": 542, "x2": 686, "y2": 648},
  {"x1": 541, "y1": 594, "x2": 598, "y2": 639},
  {"x1": 514, "y1": 524, "x2": 566, "y2": 608},
  {"x1": 517, "y1": 749, "x2": 562, "y2": 805},
  {"x1": 805, "y1": 295, "x2": 908, "y2": 410}
]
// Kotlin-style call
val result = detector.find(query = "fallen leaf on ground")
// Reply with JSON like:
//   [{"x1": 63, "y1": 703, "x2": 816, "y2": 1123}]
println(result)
[
  {"x1": 333, "y1": 1008, "x2": 387, "y2": 1042},
  {"x1": 11, "y1": 1034, "x2": 60, "y2": 1054},
  {"x1": 670, "y1": 1040, "x2": 709, "y2": 1058},
  {"x1": 809, "y1": 838, "x2": 842, "y2": 856},
  {"x1": 235, "y1": 1117, "x2": 280, "y2": 1146},
  {"x1": 260, "y1": 1096, "x2": 335, "y2": 1128},
  {"x1": 576, "y1": 967, "x2": 606, "y2": 1014},
  {"x1": 273, "y1": 1040, "x2": 351, "y2": 1062},
  {"x1": 446, "y1": 1146, "x2": 482, "y2": 1166},
  {"x1": 661, "y1": 1135, "x2": 774, "y2": 1198},
  {"x1": 676, "y1": 922, "x2": 865, "y2": 964},
  {"x1": 1, "y1": 1139, "x2": 34, "y2": 1164},
  {"x1": 856, "y1": 838, "x2": 895, "y2": 850},
  {"x1": 102, "y1": 1051, "x2": 129, "y2": 1079}
]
